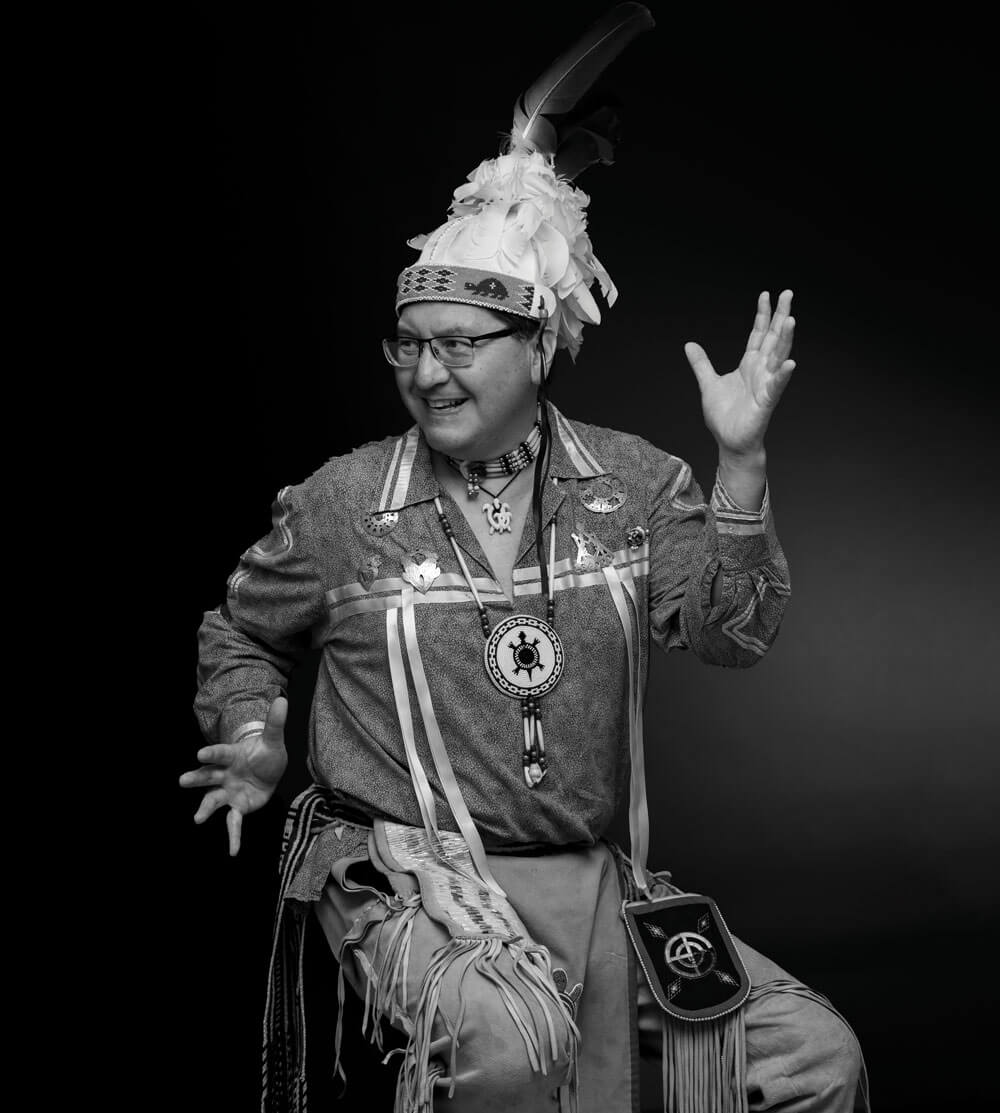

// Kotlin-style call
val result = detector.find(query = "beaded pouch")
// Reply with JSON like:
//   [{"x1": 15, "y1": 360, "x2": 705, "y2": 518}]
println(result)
[{"x1": 622, "y1": 893, "x2": 750, "y2": 1021}]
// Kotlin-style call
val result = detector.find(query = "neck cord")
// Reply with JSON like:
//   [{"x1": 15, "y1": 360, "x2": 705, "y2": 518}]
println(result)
[
  {"x1": 532, "y1": 395, "x2": 553, "y2": 609},
  {"x1": 432, "y1": 497, "x2": 557, "y2": 629}
]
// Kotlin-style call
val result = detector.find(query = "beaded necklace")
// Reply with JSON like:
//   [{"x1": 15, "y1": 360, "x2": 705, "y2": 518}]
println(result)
[
  {"x1": 446, "y1": 421, "x2": 542, "y2": 498},
  {"x1": 434, "y1": 494, "x2": 560, "y2": 788}
]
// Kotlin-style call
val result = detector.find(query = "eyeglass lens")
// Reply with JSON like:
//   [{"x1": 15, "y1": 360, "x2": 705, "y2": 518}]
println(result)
[{"x1": 385, "y1": 337, "x2": 476, "y2": 367}]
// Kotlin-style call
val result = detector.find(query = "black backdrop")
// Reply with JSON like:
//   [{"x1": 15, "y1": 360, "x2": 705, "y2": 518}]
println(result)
[{"x1": 151, "y1": 5, "x2": 996, "y2": 1110}]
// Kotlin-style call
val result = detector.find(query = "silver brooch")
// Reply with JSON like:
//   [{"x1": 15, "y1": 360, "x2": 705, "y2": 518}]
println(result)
[
  {"x1": 571, "y1": 525, "x2": 614, "y2": 572},
  {"x1": 363, "y1": 511, "x2": 399, "y2": 536},
  {"x1": 358, "y1": 553, "x2": 382, "y2": 590},
  {"x1": 580, "y1": 473, "x2": 628, "y2": 514},
  {"x1": 402, "y1": 549, "x2": 441, "y2": 593},
  {"x1": 626, "y1": 526, "x2": 649, "y2": 549}
]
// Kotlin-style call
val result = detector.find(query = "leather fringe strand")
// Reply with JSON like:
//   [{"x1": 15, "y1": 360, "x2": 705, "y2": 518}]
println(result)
[
  {"x1": 335, "y1": 926, "x2": 580, "y2": 1113},
  {"x1": 661, "y1": 1010, "x2": 748, "y2": 1113}
]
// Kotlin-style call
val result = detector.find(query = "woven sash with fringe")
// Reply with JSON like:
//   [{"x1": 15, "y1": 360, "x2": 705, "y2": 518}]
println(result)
[{"x1": 261, "y1": 785, "x2": 341, "y2": 1113}]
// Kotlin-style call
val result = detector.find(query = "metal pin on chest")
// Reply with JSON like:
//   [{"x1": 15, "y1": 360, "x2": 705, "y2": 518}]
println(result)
[
  {"x1": 402, "y1": 550, "x2": 441, "y2": 593},
  {"x1": 363, "y1": 511, "x2": 400, "y2": 536},
  {"x1": 358, "y1": 553, "x2": 382, "y2": 590},
  {"x1": 580, "y1": 473, "x2": 628, "y2": 514},
  {"x1": 571, "y1": 524, "x2": 614, "y2": 572}
]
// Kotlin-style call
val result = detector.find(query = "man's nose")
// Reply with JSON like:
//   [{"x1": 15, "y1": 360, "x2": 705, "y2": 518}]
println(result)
[{"x1": 413, "y1": 343, "x2": 450, "y2": 390}]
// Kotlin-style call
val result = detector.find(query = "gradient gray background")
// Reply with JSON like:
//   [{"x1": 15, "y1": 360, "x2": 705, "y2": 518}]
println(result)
[{"x1": 158, "y1": 6, "x2": 996, "y2": 1109}]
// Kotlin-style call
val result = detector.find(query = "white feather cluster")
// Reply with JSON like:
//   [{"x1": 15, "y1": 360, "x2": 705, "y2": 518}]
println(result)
[{"x1": 408, "y1": 149, "x2": 617, "y2": 360}]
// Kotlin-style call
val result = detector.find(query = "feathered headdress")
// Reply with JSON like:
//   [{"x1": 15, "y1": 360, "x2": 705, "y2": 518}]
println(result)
[{"x1": 395, "y1": 3, "x2": 655, "y2": 364}]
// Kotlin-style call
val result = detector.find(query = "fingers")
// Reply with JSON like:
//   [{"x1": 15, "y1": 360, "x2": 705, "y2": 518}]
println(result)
[
  {"x1": 178, "y1": 766, "x2": 226, "y2": 789},
  {"x1": 760, "y1": 314, "x2": 795, "y2": 363},
  {"x1": 194, "y1": 742, "x2": 236, "y2": 766},
  {"x1": 227, "y1": 808, "x2": 243, "y2": 857},
  {"x1": 761, "y1": 314, "x2": 796, "y2": 367},
  {"x1": 191, "y1": 790, "x2": 247, "y2": 855},
  {"x1": 766, "y1": 359, "x2": 797, "y2": 405},
  {"x1": 684, "y1": 341, "x2": 717, "y2": 392},
  {"x1": 777, "y1": 317, "x2": 795, "y2": 364},
  {"x1": 193, "y1": 787, "x2": 230, "y2": 825},
  {"x1": 746, "y1": 291, "x2": 771, "y2": 352},
  {"x1": 261, "y1": 695, "x2": 289, "y2": 748},
  {"x1": 760, "y1": 289, "x2": 794, "y2": 355}
]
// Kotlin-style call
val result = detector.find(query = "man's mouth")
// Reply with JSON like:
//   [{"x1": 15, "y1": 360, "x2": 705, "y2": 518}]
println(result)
[{"x1": 424, "y1": 398, "x2": 468, "y2": 412}]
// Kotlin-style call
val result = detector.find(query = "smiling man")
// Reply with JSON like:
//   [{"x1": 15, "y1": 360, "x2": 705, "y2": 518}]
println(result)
[
  {"x1": 183, "y1": 10, "x2": 867, "y2": 1113},
  {"x1": 392, "y1": 306, "x2": 545, "y2": 459}
]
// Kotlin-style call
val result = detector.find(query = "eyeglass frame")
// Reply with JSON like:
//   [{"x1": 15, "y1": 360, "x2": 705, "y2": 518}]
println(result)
[{"x1": 382, "y1": 327, "x2": 521, "y2": 369}]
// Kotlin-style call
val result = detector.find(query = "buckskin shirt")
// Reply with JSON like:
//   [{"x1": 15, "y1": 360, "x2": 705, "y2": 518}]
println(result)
[{"x1": 195, "y1": 402, "x2": 787, "y2": 855}]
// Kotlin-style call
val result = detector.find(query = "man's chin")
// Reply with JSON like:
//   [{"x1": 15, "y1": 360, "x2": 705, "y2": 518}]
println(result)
[{"x1": 419, "y1": 420, "x2": 477, "y2": 459}]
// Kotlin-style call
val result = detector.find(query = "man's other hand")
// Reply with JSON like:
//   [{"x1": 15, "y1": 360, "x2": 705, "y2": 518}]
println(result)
[{"x1": 179, "y1": 696, "x2": 289, "y2": 856}]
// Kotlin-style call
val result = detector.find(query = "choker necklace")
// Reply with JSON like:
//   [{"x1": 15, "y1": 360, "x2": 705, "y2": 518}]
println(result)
[
  {"x1": 434, "y1": 494, "x2": 561, "y2": 788},
  {"x1": 446, "y1": 421, "x2": 542, "y2": 498}
]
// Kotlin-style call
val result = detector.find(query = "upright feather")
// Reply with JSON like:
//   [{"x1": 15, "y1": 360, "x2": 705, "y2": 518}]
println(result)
[{"x1": 510, "y1": 3, "x2": 655, "y2": 176}]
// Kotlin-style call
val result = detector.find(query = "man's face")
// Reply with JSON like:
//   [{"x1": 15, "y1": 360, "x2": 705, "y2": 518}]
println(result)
[{"x1": 394, "y1": 302, "x2": 539, "y2": 460}]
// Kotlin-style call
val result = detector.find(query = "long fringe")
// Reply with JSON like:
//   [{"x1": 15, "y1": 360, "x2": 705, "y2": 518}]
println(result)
[
  {"x1": 661, "y1": 1011, "x2": 748, "y2": 1113},
  {"x1": 364, "y1": 934, "x2": 582, "y2": 1113},
  {"x1": 331, "y1": 890, "x2": 420, "y2": 1088}
]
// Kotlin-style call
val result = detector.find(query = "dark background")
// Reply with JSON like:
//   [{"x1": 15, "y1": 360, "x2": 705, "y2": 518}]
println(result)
[{"x1": 150, "y1": 4, "x2": 996, "y2": 1110}]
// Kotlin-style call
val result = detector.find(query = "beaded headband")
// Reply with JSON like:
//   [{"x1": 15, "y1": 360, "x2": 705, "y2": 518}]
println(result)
[{"x1": 396, "y1": 264, "x2": 552, "y2": 323}]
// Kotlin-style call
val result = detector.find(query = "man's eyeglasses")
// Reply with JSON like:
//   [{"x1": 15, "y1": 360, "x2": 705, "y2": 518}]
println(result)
[{"x1": 382, "y1": 328, "x2": 519, "y2": 369}]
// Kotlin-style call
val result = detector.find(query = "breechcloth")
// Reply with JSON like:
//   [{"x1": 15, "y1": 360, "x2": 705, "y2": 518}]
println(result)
[{"x1": 308, "y1": 824, "x2": 868, "y2": 1113}]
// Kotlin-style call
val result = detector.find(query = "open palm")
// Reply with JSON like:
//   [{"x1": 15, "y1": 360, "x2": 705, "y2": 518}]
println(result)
[
  {"x1": 685, "y1": 290, "x2": 796, "y2": 456},
  {"x1": 179, "y1": 696, "x2": 289, "y2": 855}
]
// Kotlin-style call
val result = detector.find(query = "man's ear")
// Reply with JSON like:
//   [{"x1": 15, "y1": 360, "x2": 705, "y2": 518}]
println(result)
[{"x1": 530, "y1": 319, "x2": 560, "y2": 385}]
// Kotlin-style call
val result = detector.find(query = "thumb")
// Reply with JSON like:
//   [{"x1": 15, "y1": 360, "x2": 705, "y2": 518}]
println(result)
[
  {"x1": 261, "y1": 695, "x2": 288, "y2": 746},
  {"x1": 684, "y1": 342, "x2": 716, "y2": 393}
]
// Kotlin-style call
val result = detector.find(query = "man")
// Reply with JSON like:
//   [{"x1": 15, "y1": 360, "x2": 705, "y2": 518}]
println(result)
[{"x1": 183, "y1": 14, "x2": 867, "y2": 1110}]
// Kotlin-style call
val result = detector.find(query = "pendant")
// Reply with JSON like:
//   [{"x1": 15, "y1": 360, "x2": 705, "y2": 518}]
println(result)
[
  {"x1": 483, "y1": 497, "x2": 512, "y2": 534},
  {"x1": 484, "y1": 615, "x2": 564, "y2": 699},
  {"x1": 483, "y1": 614, "x2": 563, "y2": 792}
]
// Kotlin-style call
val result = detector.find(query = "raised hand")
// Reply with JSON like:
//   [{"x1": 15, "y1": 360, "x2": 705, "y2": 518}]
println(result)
[
  {"x1": 179, "y1": 696, "x2": 289, "y2": 856},
  {"x1": 684, "y1": 290, "x2": 797, "y2": 457}
]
